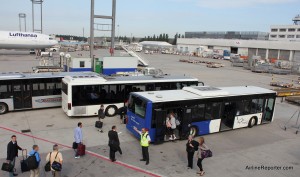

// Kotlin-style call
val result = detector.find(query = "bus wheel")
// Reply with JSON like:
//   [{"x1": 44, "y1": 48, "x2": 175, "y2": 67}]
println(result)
[
  {"x1": 105, "y1": 105, "x2": 118, "y2": 117},
  {"x1": 0, "y1": 103, "x2": 8, "y2": 115},
  {"x1": 248, "y1": 117, "x2": 256, "y2": 128},
  {"x1": 189, "y1": 126, "x2": 198, "y2": 137}
]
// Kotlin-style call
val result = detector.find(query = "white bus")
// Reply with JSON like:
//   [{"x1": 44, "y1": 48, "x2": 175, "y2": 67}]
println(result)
[
  {"x1": 0, "y1": 72, "x2": 96, "y2": 114},
  {"x1": 62, "y1": 75, "x2": 201, "y2": 117},
  {"x1": 126, "y1": 86, "x2": 276, "y2": 143}
]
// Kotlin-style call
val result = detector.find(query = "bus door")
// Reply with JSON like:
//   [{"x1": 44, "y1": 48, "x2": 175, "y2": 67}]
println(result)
[
  {"x1": 22, "y1": 81, "x2": 32, "y2": 108},
  {"x1": 153, "y1": 109, "x2": 167, "y2": 143},
  {"x1": 181, "y1": 108, "x2": 193, "y2": 139},
  {"x1": 220, "y1": 102, "x2": 235, "y2": 131},
  {"x1": 262, "y1": 98, "x2": 275, "y2": 123},
  {"x1": 12, "y1": 81, "x2": 32, "y2": 109}
]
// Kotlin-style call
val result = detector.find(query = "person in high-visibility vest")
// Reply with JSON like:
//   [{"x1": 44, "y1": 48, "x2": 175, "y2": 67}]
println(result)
[{"x1": 133, "y1": 126, "x2": 151, "y2": 165}]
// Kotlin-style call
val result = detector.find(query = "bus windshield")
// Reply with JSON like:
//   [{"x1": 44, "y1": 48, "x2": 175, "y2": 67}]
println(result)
[{"x1": 128, "y1": 95, "x2": 147, "y2": 118}]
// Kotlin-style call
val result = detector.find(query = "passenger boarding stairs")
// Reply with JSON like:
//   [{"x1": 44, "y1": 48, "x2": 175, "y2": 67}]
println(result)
[{"x1": 122, "y1": 45, "x2": 149, "y2": 66}]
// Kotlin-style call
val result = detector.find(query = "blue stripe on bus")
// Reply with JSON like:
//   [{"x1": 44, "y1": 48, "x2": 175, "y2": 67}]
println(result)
[
  {"x1": 103, "y1": 68, "x2": 136, "y2": 75},
  {"x1": 192, "y1": 120, "x2": 211, "y2": 135},
  {"x1": 68, "y1": 67, "x2": 93, "y2": 72}
]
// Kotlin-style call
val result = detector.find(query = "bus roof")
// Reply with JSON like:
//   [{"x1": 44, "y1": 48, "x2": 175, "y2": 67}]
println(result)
[
  {"x1": 132, "y1": 86, "x2": 276, "y2": 103},
  {"x1": 0, "y1": 72, "x2": 97, "y2": 80},
  {"x1": 62, "y1": 75, "x2": 198, "y2": 85}
]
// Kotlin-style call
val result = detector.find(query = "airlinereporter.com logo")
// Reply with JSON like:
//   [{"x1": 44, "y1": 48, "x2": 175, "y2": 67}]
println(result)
[{"x1": 245, "y1": 165, "x2": 294, "y2": 171}]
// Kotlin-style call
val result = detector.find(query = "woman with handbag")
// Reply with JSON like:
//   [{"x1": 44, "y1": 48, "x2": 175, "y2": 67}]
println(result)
[
  {"x1": 196, "y1": 137, "x2": 210, "y2": 176},
  {"x1": 166, "y1": 116, "x2": 172, "y2": 140}
]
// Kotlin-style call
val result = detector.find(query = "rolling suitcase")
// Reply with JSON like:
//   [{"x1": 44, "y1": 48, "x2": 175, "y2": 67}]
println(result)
[
  {"x1": 95, "y1": 121, "x2": 103, "y2": 128},
  {"x1": 20, "y1": 149, "x2": 30, "y2": 173},
  {"x1": 77, "y1": 143, "x2": 86, "y2": 156}
]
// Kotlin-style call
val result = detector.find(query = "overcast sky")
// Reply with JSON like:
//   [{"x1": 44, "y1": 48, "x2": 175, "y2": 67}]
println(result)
[{"x1": 0, "y1": 0, "x2": 299, "y2": 37}]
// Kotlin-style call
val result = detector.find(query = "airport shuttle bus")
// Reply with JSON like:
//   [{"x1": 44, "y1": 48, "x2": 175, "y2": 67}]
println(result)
[
  {"x1": 126, "y1": 86, "x2": 276, "y2": 143},
  {"x1": 62, "y1": 75, "x2": 201, "y2": 117},
  {"x1": 0, "y1": 72, "x2": 96, "y2": 114}
]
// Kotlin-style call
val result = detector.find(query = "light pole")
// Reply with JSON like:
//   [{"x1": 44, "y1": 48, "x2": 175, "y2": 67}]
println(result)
[
  {"x1": 31, "y1": 0, "x2": 43, "y2": 33},
  {"x1": 65, "y1": 53, "x2": 71, "y2": 72},
  {"x1": 59, "y1": 52, "x2": 65, "y2": 68},
  {"x1": 18, "y1": 13, "x2": 27, "y2": 32}
]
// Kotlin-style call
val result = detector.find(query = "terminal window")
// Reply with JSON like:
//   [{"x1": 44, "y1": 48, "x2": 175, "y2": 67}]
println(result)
[
  {"x1": 287, "y1": 35, "x2": 295, "y2": 38},
  {"x1": 270, "y1": 35, "x2": 277, "y2": 38},
  {"x1": 288, "y1": 28, "x2": 296, "y2": 32},
  {"x1": 279, "y1": 35, "x2": 285, "y2": 38},
  {"x1": 296, "y1": 35, "x2": 300, "y2": 38},
  {"x1": 279, "y1": 29, "x2": 286, "y2": 32},
  {"x1": 271, "y1": 29, "x2": 278, "y2": 32}
]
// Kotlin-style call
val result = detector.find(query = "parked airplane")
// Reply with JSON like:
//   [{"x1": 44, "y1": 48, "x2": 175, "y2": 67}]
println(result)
[{"x1": 0, "y1": 31, "x2": 58, "y2": 49}]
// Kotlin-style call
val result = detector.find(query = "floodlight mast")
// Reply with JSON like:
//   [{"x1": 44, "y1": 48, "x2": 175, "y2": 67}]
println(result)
[{"x1": 90, "y1": 0, "x2": 116, "y2": 71}]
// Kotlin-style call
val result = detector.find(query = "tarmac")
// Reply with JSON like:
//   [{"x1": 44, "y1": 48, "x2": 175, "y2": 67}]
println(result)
[{"x1": 0, "y1": 49, "x2": 299, "y2": 177}]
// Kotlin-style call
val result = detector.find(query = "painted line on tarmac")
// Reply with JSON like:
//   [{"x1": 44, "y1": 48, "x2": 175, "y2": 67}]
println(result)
[{"x1": 0, "y1": 126, "x2": 162, "y2": 177}]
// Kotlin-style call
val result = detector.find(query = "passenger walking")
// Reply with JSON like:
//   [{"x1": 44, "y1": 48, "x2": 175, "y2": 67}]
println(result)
[
  {"x1": 169, "y1": 112, "x2": 177, "y2": 140},
  {"x1": 108, "y1": 125, "x2": 122, "y2": 162},
  {"x1": 6, "y1": 135, "x2": 23, "y2": 177},
  {"x1": 186, "y1": 135, "x2": 199, "y2": 169},
  {"x1": 46, "y1": 144, "x2": 63, "y2": 177},
  {"x1": 74, "y1": 122, "x2": 83, "y2": 159},
  {"x1": 97, "y1": 105, "x2": 105, "y2": 133},
  {"x1": 133, "y1": 127, "x2": 151, "y2": 165},
  {"x1": 29, "y1": 145, "x2": 41, "y2": 177},
  {"x1": 197, "y1": 137, "x2": 209, "y2": 176},
  {"x1": 166, "y1": 116, "x2": 172, "y2": 140},
  {"x1": 118, "y1": 106, "x2": 127, "y2": 124}
]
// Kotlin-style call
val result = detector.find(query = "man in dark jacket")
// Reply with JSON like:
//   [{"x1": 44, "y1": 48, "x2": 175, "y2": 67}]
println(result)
[
  {"x1": 186, "y1": 135, "x2": 199, "y2": 169},
  {"x1": 108, "y1": 125, "x2": 122, "y2": 162},
  {"x1": 118, "y1": 106, "x2": 127, "y2": 124},
  {"x1": 7, "y1": 135, "x2": 23, "y2": 176}
]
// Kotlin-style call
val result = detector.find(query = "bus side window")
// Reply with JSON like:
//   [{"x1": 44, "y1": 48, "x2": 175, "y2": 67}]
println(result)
[
  {"x1": 170, "y1": 83, "x2": 177, "y2": 89},
  {"x1": 0, "y1": 82, "x2": 11, "y2": 99},
  {"x1": 145, "y1": 84, "x2": 155, "y2": 91},
  {"x1": 32, "y1": 80, "x2": 45, "y2": 96},
  {"x1": 46, "y1": 82, "x2": 55, "y2": 95},
  {"x1": 205, "y1": 102, "x2": 221, "y2": 120},
  {"x1": 251, "y1": 98, "x2": 265, "y2": 113},
  {"x1": 191, "y1": 104, "x2": 205, "y2": 122}
]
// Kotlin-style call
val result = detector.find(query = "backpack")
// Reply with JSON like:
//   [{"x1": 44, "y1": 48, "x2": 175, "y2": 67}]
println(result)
[
  {"x1": 26, "y1": 152, "x2": 38, "y2": 170},
  {"x1": 175, "y1": 119, "x2": 180, "y2": 126}
]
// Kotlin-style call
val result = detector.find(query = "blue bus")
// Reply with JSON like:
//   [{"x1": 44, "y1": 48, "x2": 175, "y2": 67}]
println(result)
[{"x1": 126, "y1": 86, "x2": 276, "y2": 143}]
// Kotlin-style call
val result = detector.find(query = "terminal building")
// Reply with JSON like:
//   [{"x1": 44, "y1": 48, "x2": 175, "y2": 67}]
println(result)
[
  {"x1": 177, "y1": 15, "x2": 300, "y2": 73},
  {"x1": 185, "y1": 31, "x2": 269, "y2": 40},
  {"x1": 269, "y1": 15, "x2": 300, "y2": 41}
]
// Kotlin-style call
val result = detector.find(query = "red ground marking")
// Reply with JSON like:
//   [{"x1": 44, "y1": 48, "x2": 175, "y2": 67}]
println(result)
[{"x1": 0, "y1": 126, "x2": 162, "y2": 177}]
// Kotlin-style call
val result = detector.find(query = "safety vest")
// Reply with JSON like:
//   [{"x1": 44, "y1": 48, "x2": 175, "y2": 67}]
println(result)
[{"x1": 140, "y1": 132, "x2": 149, "y2": 147}]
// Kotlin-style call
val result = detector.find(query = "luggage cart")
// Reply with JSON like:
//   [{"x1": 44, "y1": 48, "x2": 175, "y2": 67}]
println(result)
[{"x1": 283, "y1": 109, "x2": 300, "y2": 134}]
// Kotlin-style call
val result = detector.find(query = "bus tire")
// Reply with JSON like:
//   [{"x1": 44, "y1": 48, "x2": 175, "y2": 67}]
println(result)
[
  {"x1": 105, "y1": 105, "x2": 118, "y2": 117},
  {"x1": 189, "y1": 126, "x2": 198, "y2": 137},
  {"x1": 248, "y1": 117, "x2": 257, "y2": 128},
  {"x1": 0, "y1": 103, "x2": 8, "y2": 115}
]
